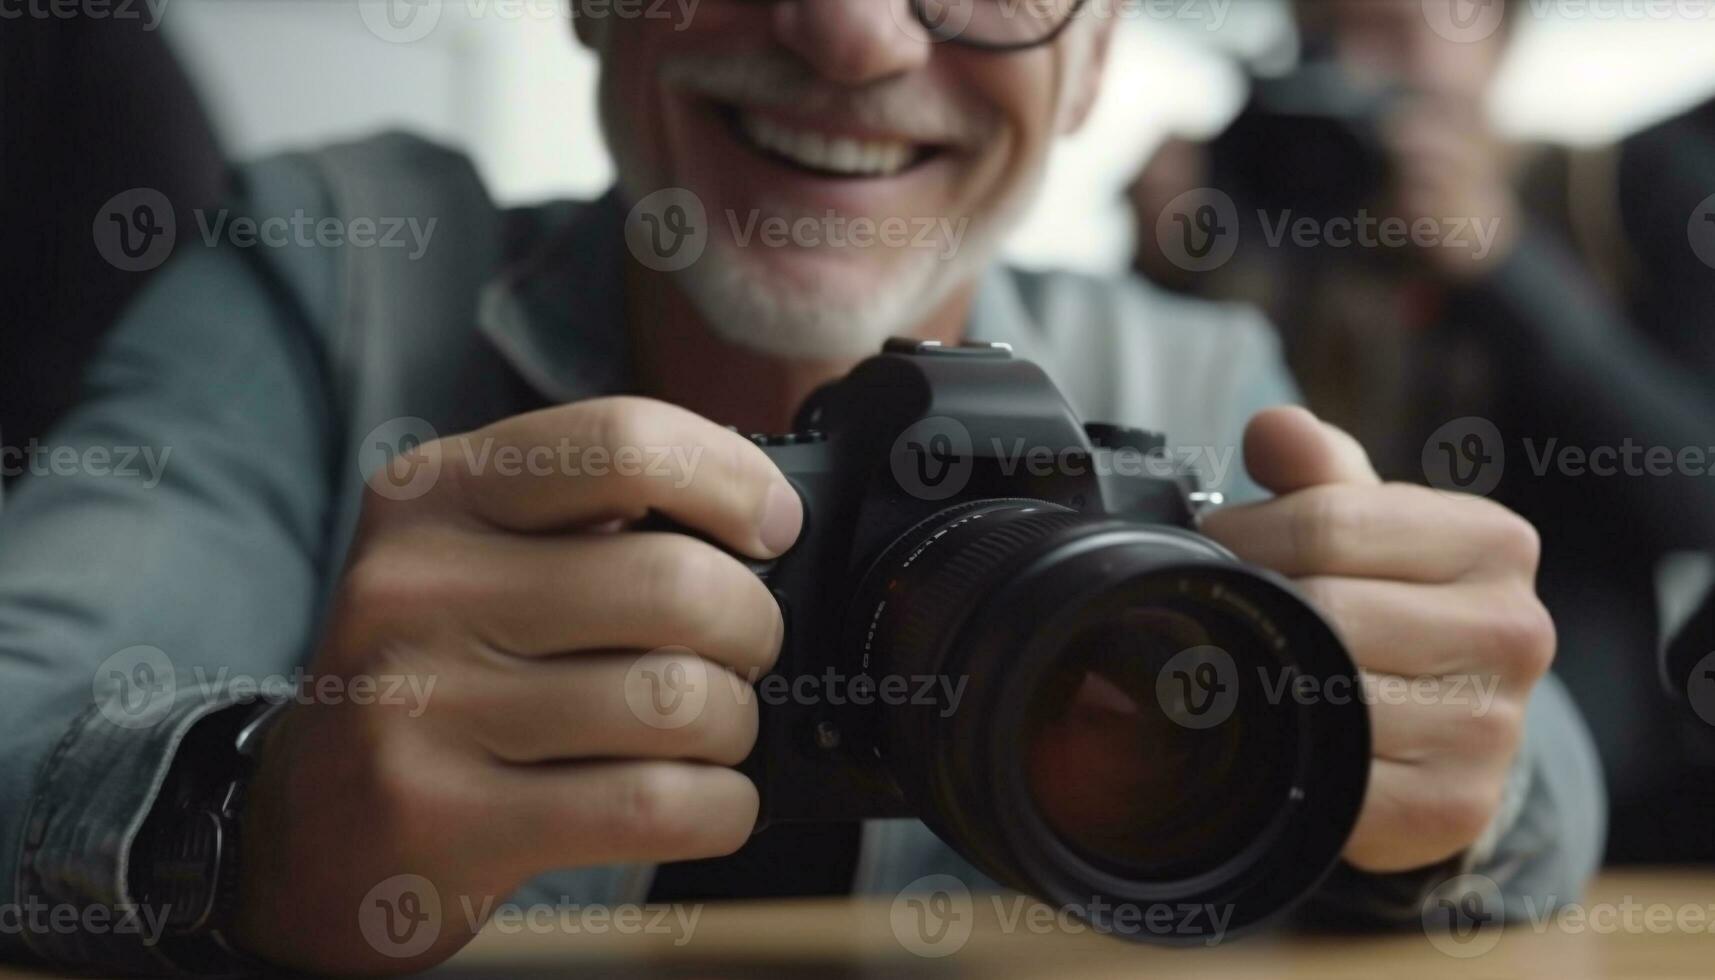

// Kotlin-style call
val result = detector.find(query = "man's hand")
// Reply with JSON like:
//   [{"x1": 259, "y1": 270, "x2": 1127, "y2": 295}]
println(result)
[
  {"x1": 1201, "y1": 407, "x2": 1555, "y2": 873},
  {"x1": 1384, "y1": 98, "x2": 1522, "y2": 280},
  {"x1": 234, "y1": 397, "x2": 803, "y2": 974}
]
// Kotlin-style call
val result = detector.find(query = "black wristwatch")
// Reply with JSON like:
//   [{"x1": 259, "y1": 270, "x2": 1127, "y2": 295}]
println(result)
[{"x1": 127, "y1": 699, "x2": 287, "y2": 976}]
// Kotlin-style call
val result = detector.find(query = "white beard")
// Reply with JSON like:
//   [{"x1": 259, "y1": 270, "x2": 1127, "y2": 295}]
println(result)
[{"x1": 666, "y1": 215, "x2": 997, "y2": 361}]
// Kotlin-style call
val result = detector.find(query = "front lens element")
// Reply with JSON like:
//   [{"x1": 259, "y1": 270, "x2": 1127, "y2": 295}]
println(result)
[{"x1": 1022, "y1": 600, "x2": 1296, "y2": 880}]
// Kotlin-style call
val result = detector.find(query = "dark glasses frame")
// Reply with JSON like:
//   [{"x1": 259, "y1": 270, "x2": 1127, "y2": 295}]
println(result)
[{"x1": 910, "y1": 0, "x2": 1092, "y2": 51}]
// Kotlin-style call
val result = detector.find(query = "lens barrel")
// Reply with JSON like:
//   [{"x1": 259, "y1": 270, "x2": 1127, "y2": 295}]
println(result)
[{"x1": 847, "y1": 500, "x2": 1369, "y2": 942}]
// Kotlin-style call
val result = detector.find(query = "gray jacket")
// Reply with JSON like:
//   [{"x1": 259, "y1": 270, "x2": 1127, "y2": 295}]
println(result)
[{"x1": 0, "y1": 134, "x2": 1604, "y2": 973}]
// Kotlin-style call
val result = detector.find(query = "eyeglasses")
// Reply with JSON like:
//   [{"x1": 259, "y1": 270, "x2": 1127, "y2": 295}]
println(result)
[
  {"x1": 909, "y1": 0, "x2": 1090, "y2": 51},
  {"x1": 724, "y1": 0, "x2": 1091, "y2": 52}
]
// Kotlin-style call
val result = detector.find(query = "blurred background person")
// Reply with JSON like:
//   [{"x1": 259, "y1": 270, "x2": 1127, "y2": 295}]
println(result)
[{"x1": 1130, "y1": 0, "x2": 1715, "y2": 862}]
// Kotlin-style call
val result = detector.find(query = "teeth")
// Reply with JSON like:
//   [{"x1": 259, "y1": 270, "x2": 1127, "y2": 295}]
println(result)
[{"x1": 739, "y1": 112, "x2": 916, "y2": 177}]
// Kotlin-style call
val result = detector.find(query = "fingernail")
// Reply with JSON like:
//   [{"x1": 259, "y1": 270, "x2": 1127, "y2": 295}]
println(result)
[{"x1": 760, "y1": 481, "x2": 804, "y2": 556}]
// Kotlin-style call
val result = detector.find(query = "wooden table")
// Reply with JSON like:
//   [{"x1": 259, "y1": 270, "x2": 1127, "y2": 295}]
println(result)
[
  {"x1": 0, "y1": 872, "x2": 1706, "y2": 978},
  {"x1": 435, "y1": 871, "x2": 1713, "y2": 980}
]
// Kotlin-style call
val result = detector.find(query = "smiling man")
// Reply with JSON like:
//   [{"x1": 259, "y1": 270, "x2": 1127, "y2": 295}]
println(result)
[{"x1": 0, "y1": 0, "x2": 1602, "y2": 975}]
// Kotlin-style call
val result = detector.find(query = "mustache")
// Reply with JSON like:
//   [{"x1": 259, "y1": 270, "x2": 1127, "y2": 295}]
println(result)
[{"x1": 659, "y1": 53, "x2": 1001, "y2": 147}]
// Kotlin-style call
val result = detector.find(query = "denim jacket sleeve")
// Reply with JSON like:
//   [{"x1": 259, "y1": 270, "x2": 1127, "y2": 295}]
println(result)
[{"x1": 0, "y1": 235, "x2": 336, "y2": 972}]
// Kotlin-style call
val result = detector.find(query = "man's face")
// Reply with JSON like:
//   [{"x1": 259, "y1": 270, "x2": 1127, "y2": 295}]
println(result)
[
  {"x1": 582, "y1": 1, "x2": 1109, "y2": 359},
  {"x1": 1303, "y1": 0, "x2": 1509, "y2": 104}
]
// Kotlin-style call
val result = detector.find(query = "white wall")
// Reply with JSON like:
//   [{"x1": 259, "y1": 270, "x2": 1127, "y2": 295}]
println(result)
[{"x1": 161, "y1": 0, "x2": 1715, "y2": 272}]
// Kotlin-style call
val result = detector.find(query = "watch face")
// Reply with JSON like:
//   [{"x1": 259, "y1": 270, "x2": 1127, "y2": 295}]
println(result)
[{"x1": 143, "y1": 808, "x2": 226, "y2": 934}]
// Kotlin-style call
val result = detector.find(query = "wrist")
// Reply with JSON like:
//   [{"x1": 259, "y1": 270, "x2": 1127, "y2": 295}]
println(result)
[{"x1": 126, "y1": 700, "x2": 287, "y2": 975}]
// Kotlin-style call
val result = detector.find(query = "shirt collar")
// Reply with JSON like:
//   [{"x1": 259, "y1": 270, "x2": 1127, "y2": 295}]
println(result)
[
  {"x1": 478, "y1": 189, "x2": 636, "y2": 404},
  {"x1": 478, "y1": 188, "x2": 1044, "y2": 405}
]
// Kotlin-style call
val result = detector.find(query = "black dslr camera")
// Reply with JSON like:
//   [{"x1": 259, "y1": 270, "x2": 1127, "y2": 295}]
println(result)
[
  {"x1": 1213, "y1": 54, "x2": 1406, "y2": 226},
  {"x1": 734, "y1": 340, "x2": 1368, "y2": 942}
]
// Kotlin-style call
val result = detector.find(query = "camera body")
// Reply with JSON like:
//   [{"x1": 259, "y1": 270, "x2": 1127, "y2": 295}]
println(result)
[
  {"x1": 719, "y1": 339, "x2": 1368, "y2": 941},
  {"x1": 739, "y1": 338, "x2": 1216, "y2": 825}
]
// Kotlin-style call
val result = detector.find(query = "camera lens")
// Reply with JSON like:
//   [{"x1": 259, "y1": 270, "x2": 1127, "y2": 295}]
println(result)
[
  {"x1": 1023, "y1": 602, "x2": 1295, "y2": 881},
  {"x1": 848, "y1": 500, "x2": 1368, "y2": 942}
]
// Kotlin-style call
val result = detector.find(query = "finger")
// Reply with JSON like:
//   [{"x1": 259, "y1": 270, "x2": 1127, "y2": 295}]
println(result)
[
  {"x1": 1238, "y1": 407, "x2": 1379, "y2": 497},
  {"x1": 431, "y1": 396, "x2": 803, "y2": 559},
  {"x1": 381, "y1": 529, "x2": 784, "y2": 673},
  {"x1": 1343, "y1": 758, "x2": 1509, "y2": 873},
  {"x1": 1294, "y1": 576, "x2": 1555, "y2": 681},
  {"x1": 1202, "y1": 483, "x2": 1516, "y2": 581},
  {"x1": 494, "y1": 760, "x2": 758, "y2": 873},
  {"x1": 464, "y1": 650, "x2": 759, "y2": 767},
  {"x1": 1362, "y1": 680, "x2": 1527, "y2": 764}
]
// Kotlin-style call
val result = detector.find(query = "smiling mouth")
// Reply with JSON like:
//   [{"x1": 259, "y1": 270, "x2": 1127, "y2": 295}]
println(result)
[{"x1": 717, "y1": 103, "x2": 947, "y2": 180}]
